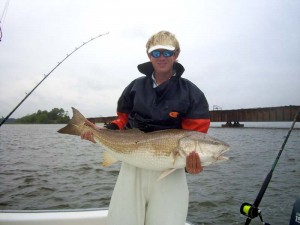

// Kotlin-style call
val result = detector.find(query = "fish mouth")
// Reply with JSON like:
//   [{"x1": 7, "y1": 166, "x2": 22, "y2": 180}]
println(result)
[
  {"x1": 213, "y1": 148, "x2": 230, "y2": 162},
  {"x1": 216, "y1": 155, "x2": 229, "y2": 161},
  {"x1": 213, "y1": 150, "x2": 229, "y2": 162}
]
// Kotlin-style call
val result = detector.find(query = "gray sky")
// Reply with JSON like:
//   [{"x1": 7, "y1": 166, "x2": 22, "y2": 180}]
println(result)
[{"x1": 1, "y1": 0, "x2": 299, "y2": 118}]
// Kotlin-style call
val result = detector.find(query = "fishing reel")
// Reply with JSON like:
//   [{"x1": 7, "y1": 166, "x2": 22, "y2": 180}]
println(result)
[{"x1": 240, "y1": 203, "x2": 270, "y2": 225}]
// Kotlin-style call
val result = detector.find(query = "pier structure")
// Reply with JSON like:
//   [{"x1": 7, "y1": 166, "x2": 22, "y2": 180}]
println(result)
[
  {"x1": 88, "y1": 105, "x2": 300, "y2": 127},
  {"x1": 210, "y1": 105, "x2": 300, "y2": 127},
  {"x1": 88, "y1": 116, "x2": 117, "y2": 125}
]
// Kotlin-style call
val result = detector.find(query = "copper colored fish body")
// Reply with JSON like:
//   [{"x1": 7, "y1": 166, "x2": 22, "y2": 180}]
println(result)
[{"x1": 58, "y1": 108, "x2": 230, "y2": 178}]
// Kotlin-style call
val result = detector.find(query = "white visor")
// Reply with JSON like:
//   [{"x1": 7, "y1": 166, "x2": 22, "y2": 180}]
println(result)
[{"x1": 148, "y1": 45, "x2": 175, "y2": 53}]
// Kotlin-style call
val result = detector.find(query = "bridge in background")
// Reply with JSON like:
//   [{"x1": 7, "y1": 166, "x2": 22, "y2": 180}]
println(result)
[
  {"x1": 88, "y1": 105, "x2": 300, "y2": 126},
  {"x1": 210, "y1": 105, "x2": 300, "y2": 127}
]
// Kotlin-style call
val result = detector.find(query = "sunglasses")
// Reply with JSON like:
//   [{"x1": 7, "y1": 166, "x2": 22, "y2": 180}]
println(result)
[{"x1": 150, "y1": 50, "x2": 175, "y2": 58}]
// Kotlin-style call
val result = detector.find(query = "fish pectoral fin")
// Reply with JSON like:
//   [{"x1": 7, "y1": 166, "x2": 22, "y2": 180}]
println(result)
[
  {"x1": 157, "y1": 168, "x2": 177, "y2": 181},
  {"x1": 102, "y1": 152, "x2": 118, "y2": 167},
  {"x1": 172, "y1": 147, "x2": 186, "y2": 165}
]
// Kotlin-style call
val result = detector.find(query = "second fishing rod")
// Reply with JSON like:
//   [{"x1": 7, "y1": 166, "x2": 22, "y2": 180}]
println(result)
[{"x1": 240, "y1": 110, "x2": 300, "y2": 225}]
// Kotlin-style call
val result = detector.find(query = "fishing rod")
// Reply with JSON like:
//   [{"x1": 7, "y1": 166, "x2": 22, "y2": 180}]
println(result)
[
  {"x1": 0, "y1": 32, "x2": 109, "y2": 127},
  {"x1": 240, "y1": 110, "x2": 300, "y2": 225}
]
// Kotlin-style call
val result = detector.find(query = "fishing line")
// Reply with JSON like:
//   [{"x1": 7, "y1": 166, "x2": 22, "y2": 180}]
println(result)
[
  {"x1": 0, "y1": 0, "x2": 10, "y2": 23},
  {"x1": 0, "y1": 0, "x2": 10, "y2": 41},
  {"x1": 240, "y1": 110, "x2": 300, "y2": 225},
  {"x1": 0, "y1": 32, "x2": 109, "y2": 127}
]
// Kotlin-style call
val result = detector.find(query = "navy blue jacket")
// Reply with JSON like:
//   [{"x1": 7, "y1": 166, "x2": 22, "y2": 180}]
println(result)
[{"x1": 112, "y1": 61, "x2": 210, "y2": 133}]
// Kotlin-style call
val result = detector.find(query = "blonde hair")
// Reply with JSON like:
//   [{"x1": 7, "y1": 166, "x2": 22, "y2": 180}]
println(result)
[{"x1": 146, "y1": 31, "x2": 181, "y2": 54}]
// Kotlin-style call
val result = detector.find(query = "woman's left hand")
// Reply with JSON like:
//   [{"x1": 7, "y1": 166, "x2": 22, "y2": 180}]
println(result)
[{"x1": 185, "y1": 151, "x2": 203, "y2": 174}]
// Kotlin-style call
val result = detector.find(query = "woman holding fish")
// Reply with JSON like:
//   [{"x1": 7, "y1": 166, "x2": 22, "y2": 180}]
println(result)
[{"x1": 81, "y1": 31, "x2": 210, "y2": 225}]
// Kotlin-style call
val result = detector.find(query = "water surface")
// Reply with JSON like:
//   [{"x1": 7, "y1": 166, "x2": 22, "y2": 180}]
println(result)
[{"x1": 0, "y1": 124, "x2": 299, "y2": 225}]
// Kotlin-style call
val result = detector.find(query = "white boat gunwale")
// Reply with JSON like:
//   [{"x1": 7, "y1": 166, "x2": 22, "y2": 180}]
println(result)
[{"x1": 0, "y1": 208, "x2": 193, "y2": 225}]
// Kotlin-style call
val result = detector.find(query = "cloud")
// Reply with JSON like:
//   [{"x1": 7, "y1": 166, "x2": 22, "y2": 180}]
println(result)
[{"x1": 1, "y1": 0, "x2": 299, "y2": 119}]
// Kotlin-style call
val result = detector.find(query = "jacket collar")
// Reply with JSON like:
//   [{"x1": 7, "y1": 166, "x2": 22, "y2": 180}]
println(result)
[{"x1": 137, "y1": 61, "x2": 185, "y2": 77}]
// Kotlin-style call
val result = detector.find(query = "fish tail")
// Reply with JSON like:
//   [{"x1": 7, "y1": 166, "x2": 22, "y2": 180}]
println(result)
[{"x1": 57, "y1": 107, "x2": 86, "y2": 136}]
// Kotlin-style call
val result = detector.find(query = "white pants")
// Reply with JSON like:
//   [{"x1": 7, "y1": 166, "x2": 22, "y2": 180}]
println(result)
[{"x1": 108, "y1": 163, "x2": 189, "y2": 225}]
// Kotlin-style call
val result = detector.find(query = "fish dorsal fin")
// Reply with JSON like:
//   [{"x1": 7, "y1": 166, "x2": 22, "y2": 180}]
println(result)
[
  {"x1": 102, "y1": 152, "x2": 118, "y2": 167},
  {"x1": 157, "y1": 168, "x2": 177, "y2": 181}
]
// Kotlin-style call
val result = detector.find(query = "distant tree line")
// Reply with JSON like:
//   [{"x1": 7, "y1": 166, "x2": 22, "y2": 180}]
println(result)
[{"x1": 13, "y1": 108, "x2": 70, "y2": 124}]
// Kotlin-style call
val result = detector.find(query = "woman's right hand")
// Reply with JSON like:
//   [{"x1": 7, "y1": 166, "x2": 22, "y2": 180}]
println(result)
[{"x1": 80, "y1": 119, "x2": 97, "y2": 143}]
